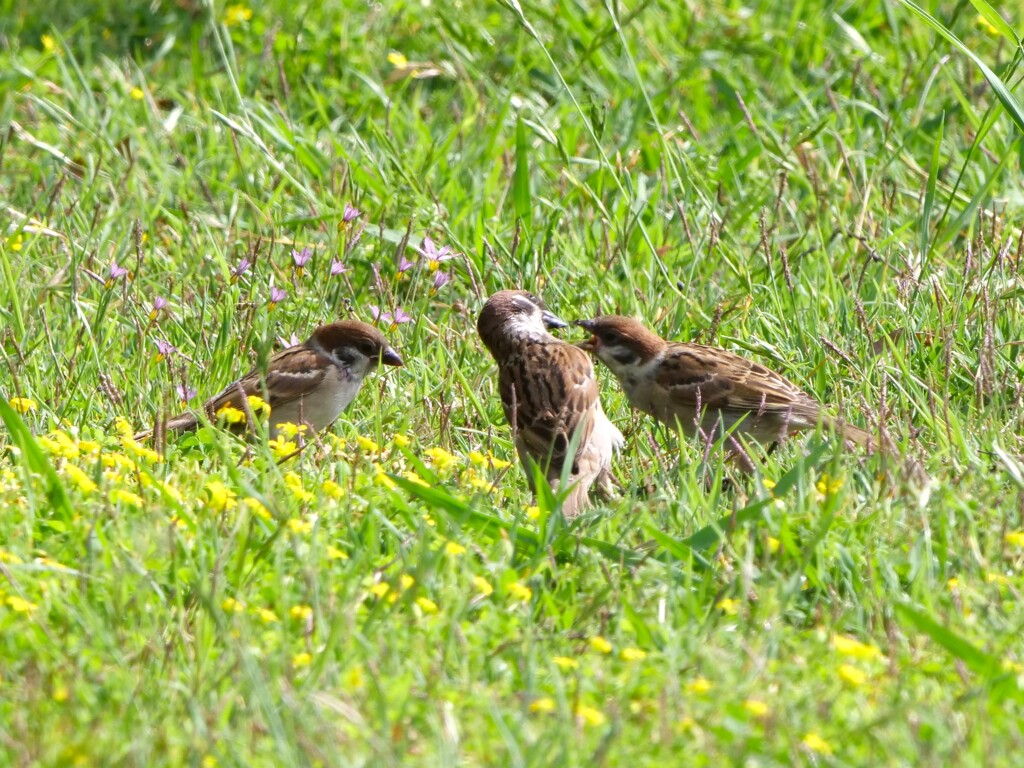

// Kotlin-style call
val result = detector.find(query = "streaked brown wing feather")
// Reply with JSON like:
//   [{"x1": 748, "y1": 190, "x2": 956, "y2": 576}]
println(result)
[
  {"x1": 657, "y1": 343, "x2": 818, "y2": 417},
  {"x1": 203, "y1": 346, "x2": 328, "y2": 415},
  {"x1": 499, "y1": 341, "x2": 597, "y2": 477}
]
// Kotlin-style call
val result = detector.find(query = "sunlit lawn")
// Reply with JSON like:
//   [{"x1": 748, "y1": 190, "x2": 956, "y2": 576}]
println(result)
[{"x1": 2, "y1": 0, "x2": 1024, "y2": 764}]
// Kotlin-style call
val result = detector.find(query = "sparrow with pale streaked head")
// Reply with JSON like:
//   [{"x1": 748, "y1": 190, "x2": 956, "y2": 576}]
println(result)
[{"x1": 477, "y1": 291, "x2": 623, "y2": 517}]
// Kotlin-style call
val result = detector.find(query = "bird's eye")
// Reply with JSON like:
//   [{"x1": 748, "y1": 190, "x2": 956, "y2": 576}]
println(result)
[
  {"x1": 357, "y1": 341, "x2": 375, "y2": 357},
  {"x1": 528, "y1": 294, "x2": 544, "y2": 308},
  {"x1": 601, "y1": 330, "x2": 621, "y2": 344}
]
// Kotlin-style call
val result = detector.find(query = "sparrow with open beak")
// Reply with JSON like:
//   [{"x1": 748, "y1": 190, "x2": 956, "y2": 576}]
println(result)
[
  {"x1": 575, "y1": 315, "x2": 873, "y2": 465},
  {"x1": 477, "y1": 291, "x2": 623, "y2": 517},
  {"x1": 144, "y1": 320, "x2": 403, "y2": 440}
]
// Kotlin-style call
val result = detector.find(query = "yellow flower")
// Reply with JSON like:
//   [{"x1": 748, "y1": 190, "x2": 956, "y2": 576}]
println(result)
[
  {"x1": 8, "y1": 397, "x2": 37, "y2": 414},
  {"x1": 831, "y1": 634, "x2": 881, "y2": 661},
  {"x1": 684, "y1": 677, "x2": 713, "y2": 695},
  {"x1": 40, "y1": 34, "x2": 56, "y2": 53},
  {"x1": 553, "y1": 656, "x2": 579, "y2": 670},
  {"x1": 109, "y1": 488, "x2": 144, "y2": 508},
  {"x1": 368, "y1": 583, "x2": 390, "y2": 599},
  {"x1": 276, "y1": 422, "x2": 307, "y2": 438},
  {"x1": 716, "y1": 597, "x2": 740, "y2": 615},
  {"x1": 444, "y1": 541, "x2": 466, "y2": 556},
  {"x1": 742, "y1": 699, "x2": 769, "y2": 718},
  {"x1": 387, "y1": 51, "x2": 408, "y2": 67},
  {"x1": 575, "y1": 704, "x2": 606, "y2": 727},
  {"x1": 205, "y1": 480, "x2": 237, "y2": 511},
  {"x1": 114, "y1": 416, "x2": 133, "y2": 437},
  {"x1": 283, "y1": 472, "x2": 314, "y2": 502},
  {"x1": 343, "y1": 665, "x2": 365, "y2": 690},
  {"x1": 321, "y1": 479, "x2": 344, "y2": 499},
  {"x1": 326, "y1": 434, "x2": 346, "y2": 451},
  {"x1": 357, "y1": 436, "x2": 380, "y2": 453},
  {"x1": 986, "y1": 572, "x2": 1011, "y2": 585},
  {"x1": 802, "y1": 732, "x2": 833, "y2": 756},
  {"x1": 246, "y1": 395, "x2": 270, "y2": 416},
  {"x1": 121, "y1": 436, "x2": 161, "y2": 464},
  {"x1": 243, "y1": 497, "x2": 271, "y2": 521},
  {"x1": 400, "y1": 574, "x2": 415, "y2": 590},
  {"x1": 1005, "y1": 531, "x2": 1024, "y2": 548},
  {"x1": 472, "y1": 576, "x2": 493, "y2": 596},
  {"x1": 289, "y1": 605, "x2": 313, "y2": 621},
  {"x1": 287, "y1": 518, "x2": 313, "y2": 535},
  {"x1": 292, "y1": 652, "x2": 313, "y2": 668},
  {"x1": 215, "y1": 406, "x2": 246, "y2": 425},
  {"x1": 767, "y1": 536, "x2": 781, "y2": 554},
  {"x1": 268, "y1": 438, "x2": 297, "y2": 460},
  {"x1": 224, "y1": 4, "x2": 253, "y2": 26},
  {"x1": 508, "y1": 581, "x2": 532, "y2": 602},
  {"x1": 946, "y1": 577, "x2": 960, "y2": 591},
  {"x1": 202, "y1": 756, "x2": 217, "y2": 768},
  {"x1": 222, "y1": 597, "x2": 245, "y2": 613},
  {"x1": 327, "y1": 545, "x2": 348, "y2": 561},
  {"x1": 976, "y1": 14, "x2": 999, "y2": 36},
  {"x1": 130, "y1": 87, "x2": 144, "y2": 100},
  {"x1": 64, "y1": 464, "x2": 98, "y2": 494},
  {"x1": 52, "y1": 685, "x2": 69, "y2": 703},
  {"x1": 416, "y1": 596, "x2": 439, "y2": 614},
  {"x1": 7, "y1": 595, "x2": 37, "y2": 613},
  {"x1": 253, "y1": 607, "x2": 278, "y2": 624},
  {"x1": 620, "y1": 647, "x2": 647, "y2": 662},
  {"x1": 392, "y1": 433, "x2": 412, "y2": 448},
  {"x1": 525, "y1": 506, "x2": 540, "y2": 521},
  {"x1": 0, "y1": 550, "x2": 24, "y2": 564},
  {"x1": 425, "y1": 447, "x2": 459, "y2": 471},
  {"x1": 77, "y1": 440, "x2": 101, "y2": 454},
  {"x1": 761, "y1": 477, "x2": 776, "y2": 491},
  {"x1": 372, "y1": 463, "x2": 397, "y2": 489},
  {"x1": 589, "y1": 636, "x2": 612, "y2": 654},
  {"x1": 816, "y1": 473, "x2": 843, "y2": 496},
  {"x1": 529, "y1": 697, "x2": 556, "y2": 714},
  {"x1": 838, "y1": 663, "x2": 867, "y2": 687},
  {"x1": 401, "y1": 470, "x2": 430, "y2": 487}
]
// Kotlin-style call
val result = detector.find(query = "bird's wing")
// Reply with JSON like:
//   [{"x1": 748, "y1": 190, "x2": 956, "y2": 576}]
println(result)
[
  {"x1": 499, "y1": 341, "x2": 599, "y2": 479},
  {"x1": 201, "y1": 346, "x2": 330, "y2": 418},
  {"x1": 656, "y1": 343, "x2": 819, "y2": 419}
]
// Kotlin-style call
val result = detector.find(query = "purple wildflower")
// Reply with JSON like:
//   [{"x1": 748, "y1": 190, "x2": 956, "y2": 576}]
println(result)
[
  {"x1": 154, "y1": 339, "x2": 176, "y2": 361},
  {"x1": 176, "y1": 384, "x2": 197, "y2": 403},
  {"x1": 342, "y1": 202, "x2": 362, "y2": 223},
  {"x1": 231, "y1": 257, "x2": 252, "y2": 281},
  {"x1": 277, "y1": 332, "x2": 302, "y2": 348},
  {"x1": 368, "y1": 305, "x2": 413, "y2": 327},
  {"x1": 397, "y1": 256, "x2": 416, "y2": 274},
  {"x1": 105, "y1": 261, "x2": 128, "y2": 288},
  {"x1": 421, "y1": 236, "x2": 456, "y2": 271},
  {"x1": 330, "y1": 259, "x2": 349, "y2": 276},
  {"x1": 291, "y1": 247, "x2": 312, "y2": 269},
  {"x1": 431, "y1": 271, "x2": 451, "y2": 293},
  {"x1": 268, "y1": 285, "x2": 287, "y2": 309},
  {"x1": 149, "y1": 296, "x2": 168, "y2": 322}
]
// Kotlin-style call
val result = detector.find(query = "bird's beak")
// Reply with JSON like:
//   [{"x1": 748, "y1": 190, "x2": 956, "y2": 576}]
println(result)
[
  {"x1": 542, "y1": 309, "x2": 569, "y2": 330},
  {"x1": 573, "y1": 320, "x2": 598, "y2": 352},
  {"x1": 380, "y1": 347, "x2": 404, "y2": 367}
]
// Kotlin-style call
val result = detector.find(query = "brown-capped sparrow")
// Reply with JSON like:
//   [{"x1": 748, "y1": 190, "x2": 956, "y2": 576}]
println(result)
[
  {"x1": 145, "y1": 320, "x2": 402, "y2": 439},
  {"x1": 478, "y1": 291, "x2": 623, "y2": 517},
  {"x1": 575, "y1": 315, "x2": 874, "y2": 467}
]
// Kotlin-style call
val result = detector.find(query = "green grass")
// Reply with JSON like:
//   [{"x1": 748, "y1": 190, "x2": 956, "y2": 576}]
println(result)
[{"x1": 2, "y1": 0, "x2": 1024, "y2": 764}]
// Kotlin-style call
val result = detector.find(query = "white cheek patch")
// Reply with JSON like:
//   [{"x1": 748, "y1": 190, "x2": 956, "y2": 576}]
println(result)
[{"x1": 505, "y1": 313, "x2": 547, "y2": 338}]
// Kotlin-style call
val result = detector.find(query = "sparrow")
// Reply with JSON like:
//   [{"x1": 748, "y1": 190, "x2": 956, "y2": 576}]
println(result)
[
  {"x1": 145, "y1": 321, "x2": 403, "y2": 440},
  {"x1": 575, "y1": 315, "x2": 874, "y2": 465},
  {"x1": 477, "y1": 291, "x2": 623, "y2": 517}
]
